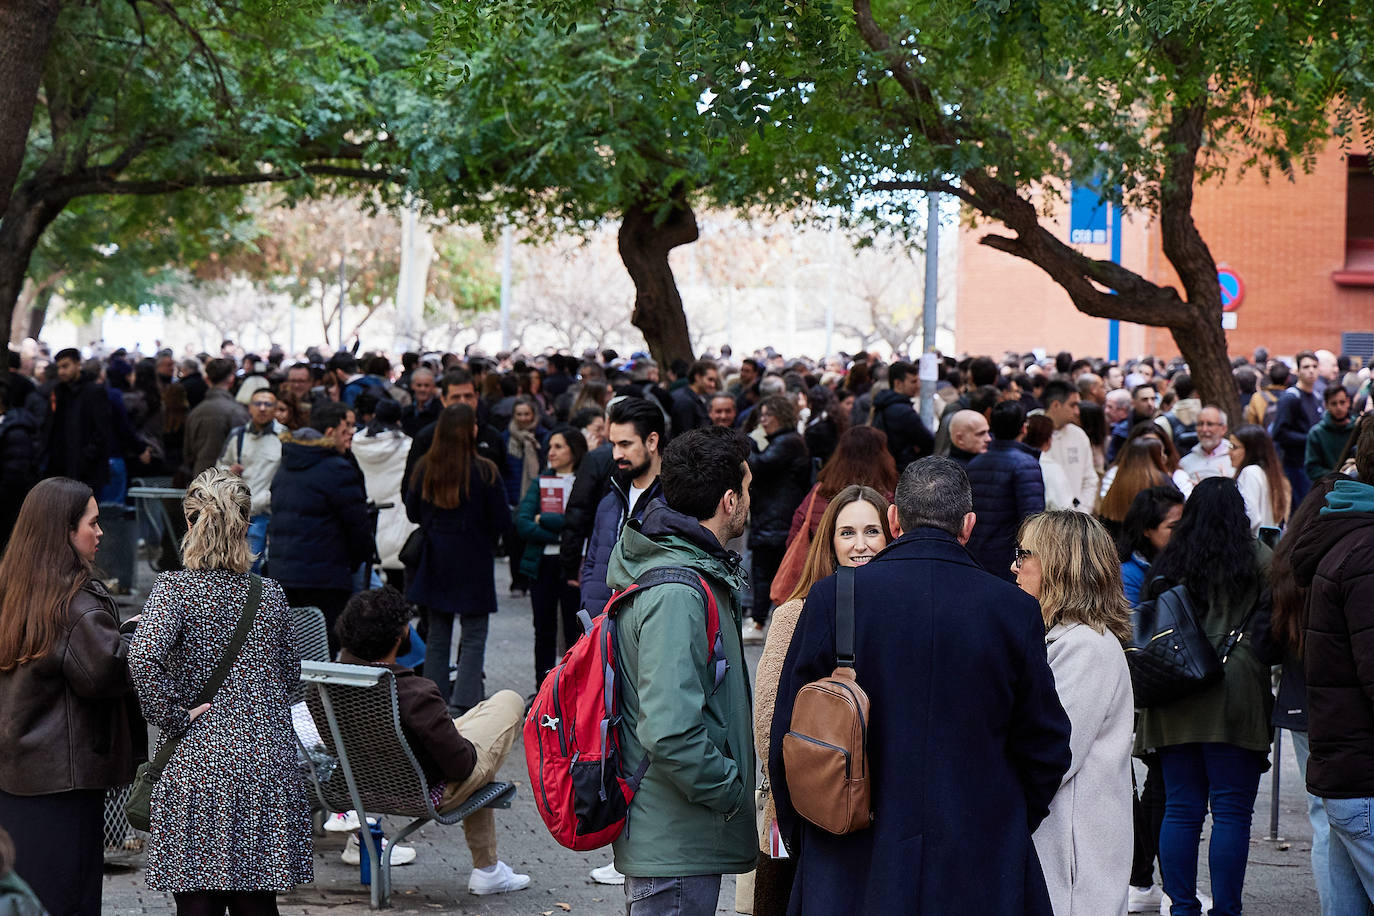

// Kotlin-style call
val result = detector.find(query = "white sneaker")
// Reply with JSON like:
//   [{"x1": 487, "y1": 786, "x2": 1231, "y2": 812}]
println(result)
[
  {"x1": 1160, "y1": 891, "x2": 1211, "y2": 914},
  {"x1": 589, "y1": 861, "x2": 624, "y2": 885},
  {"x1": 1128, "y1": 884, "x2": 1162, "y2": 912},
  {"x1": 323, "y1": 810, "x2": 378, "y2": 832},
  {"x1": 742, "y1": 621, "x2": 766, "y2": 645},
  {"x1": 341, "y1": 832, "x2": 416, "y2": 866},
  {"x1": 468, "y1": 860, "x2": 530, "y2": 895}
]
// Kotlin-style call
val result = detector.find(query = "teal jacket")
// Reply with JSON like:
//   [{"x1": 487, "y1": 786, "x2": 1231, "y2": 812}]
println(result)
[
  {"x1": 607, "y1": 500, "x2": 757, "y2": 877},
  {"x1": 514, "y1": 467, "x2": 567, "y2": 581},
  {"x1": 1306, "y1": 413, "x2": 1355, "y2": 481}
]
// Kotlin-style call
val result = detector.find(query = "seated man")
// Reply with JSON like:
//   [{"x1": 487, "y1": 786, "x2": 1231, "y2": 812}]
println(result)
[{"x1": 334, "y1": 587, "x2": 530, "y2": 896}]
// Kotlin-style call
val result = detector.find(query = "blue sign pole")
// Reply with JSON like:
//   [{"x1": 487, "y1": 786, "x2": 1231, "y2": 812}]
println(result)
[{"x1": 1108, "y1": 202, "x2": 1122, "y2": 362}]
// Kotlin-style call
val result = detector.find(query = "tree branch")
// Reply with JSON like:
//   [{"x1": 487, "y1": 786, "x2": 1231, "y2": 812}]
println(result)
[{"x1": 39, "y1": 163, "x2": 398, "y2": 201}]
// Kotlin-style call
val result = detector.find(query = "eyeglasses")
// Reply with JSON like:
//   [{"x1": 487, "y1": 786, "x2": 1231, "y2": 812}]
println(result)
[
  {"x1": 1013, "y1": 547, "x2": 1035, "y2": 568},
  {"x1": 250, "y1": 400, "x2": 276, "y2": 409}
]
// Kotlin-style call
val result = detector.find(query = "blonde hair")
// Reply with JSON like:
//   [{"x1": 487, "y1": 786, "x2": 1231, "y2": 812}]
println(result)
[
  {"x1": 786, "y1": 485, "x2": 891, "y2": 603},
  {"x1": 1017, "y1": 510, "x2": 1131, "y2": 641},
  {"x1": 181, "y1": 468, "x2": 254, "y2": 573}
]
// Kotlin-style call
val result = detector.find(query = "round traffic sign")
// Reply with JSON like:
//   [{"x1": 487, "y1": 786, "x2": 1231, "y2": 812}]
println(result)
[{"x1": 1219, "y1": 268, "x2": 1245, "y2": 312}]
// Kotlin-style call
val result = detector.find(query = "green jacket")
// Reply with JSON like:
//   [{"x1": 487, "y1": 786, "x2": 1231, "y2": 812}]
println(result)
[
  {"x1": 1306, "y1": 413, "x2": 1355, "y2": 481},
  {"x1": 1136, "y1": 542, "x2": 1273, "y2": 756},
  {"x1": 607, "y1": 500, "x2": 757, "y2": 877}
]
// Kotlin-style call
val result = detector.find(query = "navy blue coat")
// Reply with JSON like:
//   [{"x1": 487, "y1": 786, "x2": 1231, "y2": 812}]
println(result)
[
  {"x1": 769, "y1": 529, "x2": 1070, "y2": 916},
  {"x1": 268, "y1": 435, "x2": 373, "y2": 591},
  {"x1": 579, "y1": 475, "x2": 661, "y2": 615},
  {"x1": 965, "y1": 440, "x2": 1046, "y2": 582},
  {"x1": 747, "y1": 430, "x2": 811, "y2": 547},
  {"x1": 404, "y1": 460, "x2": 510, "y2": 616}
]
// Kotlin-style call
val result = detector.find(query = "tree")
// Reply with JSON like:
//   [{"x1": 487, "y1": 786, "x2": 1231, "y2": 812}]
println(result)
[
  {"x1": 2, "y1": 1, "x2": 449, "y2": 341},
  {"x1": 422, "y1": 4, "x2": 818, "y2": 367},
  {"x1": 714, "y1": 0, "x2": 1373, "y2": 416}
]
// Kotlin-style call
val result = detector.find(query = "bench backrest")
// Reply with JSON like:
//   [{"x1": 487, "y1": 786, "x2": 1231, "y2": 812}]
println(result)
[{"x1": 300, "y1": 660, "x2": 436, "y2": 820}]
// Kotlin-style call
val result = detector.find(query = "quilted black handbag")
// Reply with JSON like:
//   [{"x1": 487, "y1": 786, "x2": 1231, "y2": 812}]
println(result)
[{"x1": 1126, "y1": 579, "x2": 1254, "y2": 709}]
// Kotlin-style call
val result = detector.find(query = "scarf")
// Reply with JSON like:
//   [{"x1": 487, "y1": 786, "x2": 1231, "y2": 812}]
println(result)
[{"x1": 507, "y1": 422, "x2": 542, "y2": 500}]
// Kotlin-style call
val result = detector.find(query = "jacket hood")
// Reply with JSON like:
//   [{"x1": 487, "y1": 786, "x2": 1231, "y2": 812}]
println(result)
[
  {"x1": 281, "y1": 428, "x2": 342, "y2": 470},
  {"x1": 1171, "y1": 397, "x2": 1202, "y2": 426},
  {"x1": 872, "y1": 388, "x2": 912, "y2": 410},
  {"x1": 351, "y1": 429, "x2": 409, "y2": 467},
  {"x1": 1291, "y1": 479, "x2": 1374, "y2": 585},
  {"x1": 0, "y1": 408, "x2": 37, "y2": 432},
  {"x1": 1317, "y1": 411, "x2": 1353, "y2": 433},
  {"x1": 607, "y1": 499, "x2": 745, "y2": 592}
]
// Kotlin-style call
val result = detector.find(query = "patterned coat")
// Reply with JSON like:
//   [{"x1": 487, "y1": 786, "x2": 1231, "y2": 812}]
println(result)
[{"x1": 128, "y1": 570, "x2": 312, "y2": 892}]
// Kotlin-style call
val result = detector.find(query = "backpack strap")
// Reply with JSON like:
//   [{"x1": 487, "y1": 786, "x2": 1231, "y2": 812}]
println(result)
[
  {"x1": 605, "y1": 566, "x2": 727, "y2": 691},
  {"x1": 836, "y1": 565, "x2": 856, "y2": 669}
]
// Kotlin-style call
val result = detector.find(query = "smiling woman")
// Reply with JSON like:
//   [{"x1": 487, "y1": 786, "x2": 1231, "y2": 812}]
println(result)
[{"x1": 749, "y1": 484, "x2": 892, "y2": 916}]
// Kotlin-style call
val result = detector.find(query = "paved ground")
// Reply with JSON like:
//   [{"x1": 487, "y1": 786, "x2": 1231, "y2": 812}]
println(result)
[{"x1": 103, "y1": 561, "x2": 1321, "y2": 915}]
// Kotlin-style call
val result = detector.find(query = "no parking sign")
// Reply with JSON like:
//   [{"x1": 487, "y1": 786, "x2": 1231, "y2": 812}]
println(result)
[{"x1": 1219, "y1": 267, "x2": 1245, "y2": 311}]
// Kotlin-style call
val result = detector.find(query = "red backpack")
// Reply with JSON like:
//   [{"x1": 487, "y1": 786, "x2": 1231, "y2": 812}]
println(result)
[{"x1": 523, "y1": 566, "x2": 727, "y2": 851}]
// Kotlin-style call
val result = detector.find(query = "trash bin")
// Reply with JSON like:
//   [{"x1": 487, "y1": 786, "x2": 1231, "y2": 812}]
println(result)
[{"x1": 95, "y1": 504, "x2": 138, "y2": 594}]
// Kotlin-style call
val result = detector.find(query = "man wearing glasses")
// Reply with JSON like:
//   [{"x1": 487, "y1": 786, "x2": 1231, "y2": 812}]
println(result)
[
  {"x1": 1177, "y1": 405, "x2": 1234, "y2": 489},
  {"x1": 218, "y1": 389, "x2": 287, "y2": 572}
]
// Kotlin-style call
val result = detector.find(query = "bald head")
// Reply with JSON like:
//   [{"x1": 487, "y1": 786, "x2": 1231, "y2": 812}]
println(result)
[{"x1": 949, "y1": 409, "x2": 991, "y2": 456}]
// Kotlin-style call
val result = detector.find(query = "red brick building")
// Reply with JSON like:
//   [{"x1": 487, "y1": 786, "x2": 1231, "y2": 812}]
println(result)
[{"x1": 955, "y1": 143, "x2": 1374, "y2": 362}]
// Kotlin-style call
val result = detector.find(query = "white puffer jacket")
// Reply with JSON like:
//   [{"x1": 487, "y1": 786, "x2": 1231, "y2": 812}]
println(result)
[{"x1": 351, "y1": 428, "x2": 417, "y2": 571}]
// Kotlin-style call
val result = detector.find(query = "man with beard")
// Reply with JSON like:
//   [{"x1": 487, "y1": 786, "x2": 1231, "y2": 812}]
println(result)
[
  {"x1": 579, "y1": 397, "x2": 665, "y2": 616},
  {"x1": 606, "y1": 425, "x2": 756, "y2": 913}
]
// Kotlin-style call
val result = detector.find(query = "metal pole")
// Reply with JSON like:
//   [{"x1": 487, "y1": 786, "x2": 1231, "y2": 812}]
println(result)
[
  {"x1": 1108, "y1": 201, "x2": 1123, "y2": 362},
  {"x1": 1268, "y1": 726, "x2": 1283, "y2": 841},
  {"x1": 337, "y1": 252, "x2": 346, "y2": 351},
  {"x1": 824, "y1": 301, "x2": 834, "y2": 362},
  {"x1": 920, "y1": 191, "x2": 940, "y2": 429},
  {"x1": 499, "y1": 225, "x2": 513, "y2": 352}
]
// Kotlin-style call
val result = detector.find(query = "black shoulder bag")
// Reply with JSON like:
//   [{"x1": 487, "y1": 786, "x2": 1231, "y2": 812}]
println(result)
[
  {"x1": 1126, "y1": 577, "x2": 1259, "y2": 709},
  {"x1": 124, "y1": 574, "x2": 262, "y2": 832}
]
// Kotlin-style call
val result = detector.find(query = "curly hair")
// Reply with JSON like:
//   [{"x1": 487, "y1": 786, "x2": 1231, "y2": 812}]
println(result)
[
  {"x1": 335, "y1": 586, "x2": 411, "y2": 662},
  {"x1": 181, "y1": 468, "x2": 253, "y2": 574},
  {"x1": 1149, "y1": 476, "x2": 1258, "y2": 599}
]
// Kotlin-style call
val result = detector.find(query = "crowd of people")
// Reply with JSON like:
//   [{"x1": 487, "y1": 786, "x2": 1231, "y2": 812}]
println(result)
[{"x1": 0, "y1": 335, "x2": 1372, "y2": 915}]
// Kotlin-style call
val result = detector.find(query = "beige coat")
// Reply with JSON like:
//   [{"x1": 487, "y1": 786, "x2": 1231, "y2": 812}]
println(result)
[
  {"x1": 1032, "y1": 622, "x2": 1134, "y2": 916},
  {"x1": 752, "y1": 596, "x2": 805, "y2": 853}
]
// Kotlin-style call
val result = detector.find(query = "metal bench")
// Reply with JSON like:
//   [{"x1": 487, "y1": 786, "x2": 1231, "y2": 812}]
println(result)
[{"x1": 298, "y1": 660, "x2": 517, "y2": 908}]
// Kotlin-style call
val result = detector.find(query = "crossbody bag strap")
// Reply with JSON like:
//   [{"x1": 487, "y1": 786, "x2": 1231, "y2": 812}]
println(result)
[
  {"x1": 836, "y1": 565, "x2": 855, "y2": 669},
  {"x1": 147, "y1": 574, "x2": 262, "y2": 773}
]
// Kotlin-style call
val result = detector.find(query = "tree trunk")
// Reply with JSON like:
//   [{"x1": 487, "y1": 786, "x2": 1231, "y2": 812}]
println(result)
[
  {"x1": 24, "y1": 284, "x2": 55, "y2": 341},
  {"x1": 618, "y1": 190, "x2": 698, "y2": 368},
  {"x1": 0, "y1": 186, "x2": 69, "y2": 345},
  {"x1": 0, "y1": 0, "x2": 60, "y2": 216}
]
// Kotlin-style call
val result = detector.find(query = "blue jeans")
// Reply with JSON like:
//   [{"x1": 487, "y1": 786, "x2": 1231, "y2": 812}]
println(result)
[
  {"x1": 247, "y1": 514, "x2": 269, "y2": 574},
  {"x1": 624, "y1": 875, "x2": 721, "y2": 916},
  {"x1": 97, "y1": 457, "x2": 127, "y2": 506},
  {"x1": 1292, "y1": 731, "x2": 1374, "y2": 915},
  {"x1": 1158, "y1": 742, "x2": 1265, "y2": 916},
  {"x1": 1324, "y1": 797, "x2": 1374, "y2": 910}
]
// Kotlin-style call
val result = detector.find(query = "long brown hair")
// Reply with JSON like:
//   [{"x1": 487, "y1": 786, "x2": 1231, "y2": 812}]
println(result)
[
  {"x1": 1232, "y1": 424, "x2": 1291, "y2": 523},
  {"x1": 1098, "y1": 437, "x2": 1171, "y2": 521},
  {"x1": 815, "y1": 426, "x2": 898, "y2": 500},
  {"x1": 0, "y1": 478, "x2": 96, "y2": 670},
  {"x1": 1270, "y1": 474, "x2": 1343, "y2": 657},
  {"x1": 786, "y1": 485, "x2": 892, "y2": 602},
  {"x1": 416, "y1": 403, "x2": 498, "y2": 509}
]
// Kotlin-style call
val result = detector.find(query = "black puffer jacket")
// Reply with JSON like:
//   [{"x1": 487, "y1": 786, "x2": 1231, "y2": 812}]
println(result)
[
  {"x1": 870, "y1": 389, "x2": 935, "y2": 471},
  {"x1": 746, "y1": 429, "x2": 810, "y2": 547},
  {"x1": 1292, "y1": 478, "x2": 1374, "y2": 798},
  {"x1": 268, "y1": 431, "x2": 373, "y2": 591}
]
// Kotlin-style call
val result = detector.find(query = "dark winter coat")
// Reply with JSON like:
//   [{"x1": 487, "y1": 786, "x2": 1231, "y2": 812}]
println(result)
[
  {"x1": 1292, "y1": 479, "x2": 1374, "y2": 798},
  {"x1": 1272, "y1": 387, "x2": 1322, "y2": 468},
  {"x1": 579, "y1": 474, "x2": 662, "y2": 615},
  {"x1": 746, "y1": 429, "x2": 811, "y2": 547},
  {"x1": 0, "y1": 580, "x2": 137, "y2": 795},
  {"x1": 769, "y1": 529, "x2": 1071, "y2": 915},
  {"x1": 1305, "y1": 412, "x2": 1355, "y2": 481},
  {"x1": 560, "y1": 443, "x2": 614, "y2": 581},
  {"x1": 267, "y1": 432, "x2": 373, "y2": 591},
  {"x1": 803, "y1": 415, "x2": 839, "y2": 467},
  {"x1": 870, "y1": 389, "x2": 935, "y2": 471},
  {"x1": 401, "y1": 418, "x2": 504, "y2": 498},
  {"x1": 965, "y1": 440, "x2": 1046, "y2": 581},
  {"x1": 185, "y1": 388, "x2": 250, "y2": 476},
  {"x1": 400, "y1": 396, "x2": 441, "y2": 439},
  {"x1": 404, "y1": 460, "x2": 510, "y2": 616},
  {"x1": 0, "y1": 409, "x2": 39, "y2": 536},
  {"x1": 669, "y1": 386, "x2": 710, "y2": 438},
  {"x1": 46, "y1": 372, "x2": 112, "y2": 490}
]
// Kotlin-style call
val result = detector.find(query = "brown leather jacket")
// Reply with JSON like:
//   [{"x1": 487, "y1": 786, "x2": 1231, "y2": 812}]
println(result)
[{"x1": 0, "y1": 580, "x2": 137, "y2": 795}]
